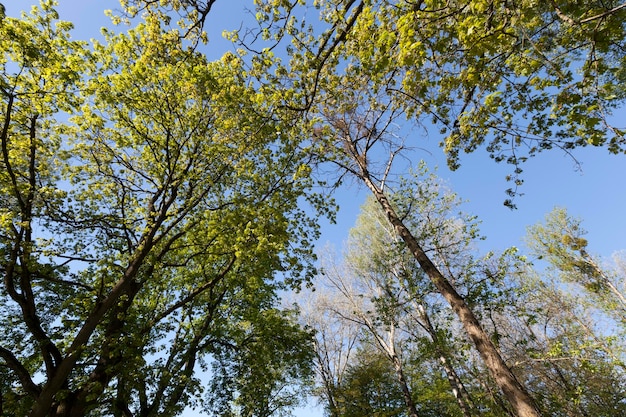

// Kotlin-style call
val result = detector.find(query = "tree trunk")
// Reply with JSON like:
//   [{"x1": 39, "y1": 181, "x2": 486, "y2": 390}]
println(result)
[
  {"x1": 415, "y1": 302, "x2": 474, "y2": 417},
  {"x1": 391, "y1": 354, "x2": 420, "y2": 417},
  {"x1": 439, "y1": 353, "x2": 474, "y2": 417}
]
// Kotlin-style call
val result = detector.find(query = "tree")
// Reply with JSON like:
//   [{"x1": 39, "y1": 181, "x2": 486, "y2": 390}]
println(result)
[
  {"x1": 304, "y1": 190, "x2": 626, "y2": 417},
  {"x1": 315, "y1": 249, "x2": 422, "y2": 417},
  {"x1": 1, "y1": 2, "x2": 323, "y2": 416},
  {"x1": 334, "y1": 346, "x2": 407, "y2": 417},
  {"x1": 441, "y1": 206, "x2": 626, "y2": 417},
  {"x1": 303, "y1": 171, "x2": 534, "y2": 416},
  {"x1": 343, "y1": 186, "x2": 480, "y2": 417},
  {"x1": 493, "y1": 274, "x2": 626, "y2": 417},
  {"x1": 523, "y1": 207, "x2": 626, "y2": 387},
  {"x1": 296, "y1": 283, "x2": 361, "y2": 417},
  {"x1": 300, "y1": 65, "x2": 540, "y2": 414}
]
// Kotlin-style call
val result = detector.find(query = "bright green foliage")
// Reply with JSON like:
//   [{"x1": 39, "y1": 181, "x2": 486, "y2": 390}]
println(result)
[
  {"x1": 115, "y1": 0, "x2": 216, "y2": 43},
  {"x1": 526, "y1": 207, "x2": 626, "y2": 323},
  {"x1": 140, "y1": 1, "x2": 626, "y2": 200},
  {"x1": 0, "y1": 2, "x2": 89, "y2": 413},
  {"x1": 3, "y1": 0, "x2": 625, "y2": 416},
  {"x1": 247, "y1": 0, "x2": 626, "y2": 204},
  {"x1": 0, "y1": 2, "x2": 322, "y2": 416}
]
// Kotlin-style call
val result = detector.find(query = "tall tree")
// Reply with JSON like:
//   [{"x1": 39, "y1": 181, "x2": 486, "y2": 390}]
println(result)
[
  {"x1": 301, "y1": 69, "x2": 541, "y2": 415},
  {"x1": 526, "y1": 207, "x2": 626, "y2": 324},
  {"x1": 297, "y1": 285, "x2": 361, "y2": 417},
  {"x1": 303, "y1": 171, "x2": 531, "y2": 416},
  {"x1": 0, "y1": 2, "x2": 323, "y2": 416},
  {"x1": 317, "y1": 251, "x2": 422, "y2": 417},
  {"x1": 343, "y1": 187, "x2": 480, "y2": 417}
]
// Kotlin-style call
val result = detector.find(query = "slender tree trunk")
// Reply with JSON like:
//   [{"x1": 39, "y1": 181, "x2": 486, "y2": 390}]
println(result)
[
  {"x1": 390, "y1": 354, "x2": 420, "y2": 417},
  {"x1": 415, "y1": 302, "x2": 474, "y2": 417},
  {"x1": 359, "y1": 172, "x2": 541, "y2": 417},
  {"x1": 365, "y1": 316, "x2": 421, "y2": 417},
  {"x1": 438, "y1": 354, "x2": 474, "y2": 417}
]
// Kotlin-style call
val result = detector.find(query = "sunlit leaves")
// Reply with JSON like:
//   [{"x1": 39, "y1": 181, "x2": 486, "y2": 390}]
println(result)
[
  {"x1": 1, "y1": 2, "x2": 324, "y2": 416},
  {"x1": 248, "y1": 0, "x2": 625, "y2": 201}
]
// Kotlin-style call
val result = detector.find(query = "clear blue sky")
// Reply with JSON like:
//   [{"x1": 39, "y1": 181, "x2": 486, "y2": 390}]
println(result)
[{"x1": 5, "y1": 1, "x2": 626, "y2": 416}]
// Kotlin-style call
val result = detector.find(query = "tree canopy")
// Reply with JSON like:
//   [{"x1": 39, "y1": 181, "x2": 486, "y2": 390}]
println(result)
[
  {"x1": 1, "y1": 2, "x2": 321, "y2": 416},
  {"x1": 240, "y1": 0, "x2": 626, "y2": 204},
  {"x1": 1, "y1": 1, "x2": 625, "y2": 416}
]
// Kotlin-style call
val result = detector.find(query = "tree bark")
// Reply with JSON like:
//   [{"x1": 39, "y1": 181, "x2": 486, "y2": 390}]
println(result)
[{"x1": 390, "y1": 354, "x2": 420, "y2": 417}]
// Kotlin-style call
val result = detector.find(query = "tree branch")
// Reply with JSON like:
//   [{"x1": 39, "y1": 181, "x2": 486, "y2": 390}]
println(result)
[{"x1": 0, "y1": 345, "x2": 41, "y2": 397}]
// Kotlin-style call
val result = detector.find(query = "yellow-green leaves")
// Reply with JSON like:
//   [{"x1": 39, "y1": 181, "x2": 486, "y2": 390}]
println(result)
[
  {"x1": 1, "y1": 0, "x2": 87, "y2": 221},
  {"x1": 2, "y1": 3, "x2": 323, "y2": 416}
]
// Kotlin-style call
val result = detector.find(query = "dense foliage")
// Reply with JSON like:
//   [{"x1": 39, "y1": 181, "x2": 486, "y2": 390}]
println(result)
[{"x1": 1, "y1": 2, "x2": 320, "y2": 416}]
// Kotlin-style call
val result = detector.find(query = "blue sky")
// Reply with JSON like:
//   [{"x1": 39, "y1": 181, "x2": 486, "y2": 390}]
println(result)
[{"x1": 4, "y1": 1, "x2": 626, "y2": 416}]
